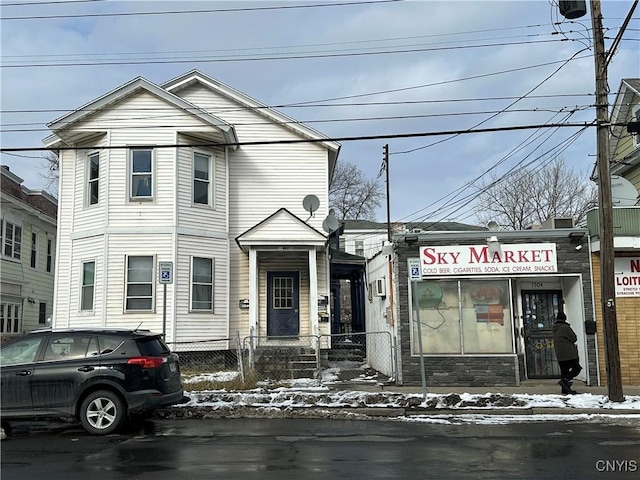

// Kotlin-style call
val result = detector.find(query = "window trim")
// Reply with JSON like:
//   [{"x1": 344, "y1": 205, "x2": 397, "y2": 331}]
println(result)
[
  {"x1": 3, "y1": 220, "x2": 22, "y2": 260},
  {"x1": 633, "y1": 106, "x2": 640, "y2": 147},
  {"x1": 192, "y1": 150, "x2": 213, "y2": 207},
  {"x1": 124, "y1": 255, "x2": 155, "y2": 312},
  {"x1": 87, "y1": 151, "x2": 100, "y2": 206},
  {"x1": 128, "y1": 148, "x2": 155, "y2": 202},
  {"x1": 80, "y1": 260, "x2": 96, "y2": 312},
  {"x1": 46, "y1": 237, "x2": 54, "y2": 273},
  {"x1": 38, "y1": 302, "x2": 47, "y2": 325},
  {"x1": 30, "y1": 231, "x2": 38, "y2": 269},
  {"x1": 190, "y1": 256, "x2": 214, "y2": 312},
  {"x1": 0, "y1": 302, "x2": 21, "y2": 334}
]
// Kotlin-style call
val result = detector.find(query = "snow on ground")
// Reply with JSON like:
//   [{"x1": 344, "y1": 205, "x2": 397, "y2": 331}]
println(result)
[{"x1": 176, "y1": 370, "x2": 640, "y2": 425}]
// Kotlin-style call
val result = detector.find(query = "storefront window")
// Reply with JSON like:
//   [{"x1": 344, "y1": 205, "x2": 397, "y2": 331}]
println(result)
[
  {"x1": 411, "y1": 279, "x2": 513, "y2": 354},
  {"x1": 460, "y1": 280, "x2": 512, "y2": 353}
]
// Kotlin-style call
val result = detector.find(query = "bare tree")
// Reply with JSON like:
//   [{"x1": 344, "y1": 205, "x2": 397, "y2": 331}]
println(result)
[
  {"x1": 39, "y1": 151, "x2": 59, "y2": 197},
  {"x1": 329, "y1": 160, "x2": 384, "y2": 220},
  {"x1": 474, "y1": 157, "x2": 597, "y2": 230}
]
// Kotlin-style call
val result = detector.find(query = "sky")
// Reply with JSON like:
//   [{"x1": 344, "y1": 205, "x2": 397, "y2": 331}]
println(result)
[{"x1": 1, "y1": 0, "x2": 639, "y2": 225}]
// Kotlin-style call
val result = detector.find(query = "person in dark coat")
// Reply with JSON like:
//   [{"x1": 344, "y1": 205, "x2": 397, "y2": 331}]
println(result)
[{"x1": 552, "y1": 312, "x2": 582, "y2": 394}]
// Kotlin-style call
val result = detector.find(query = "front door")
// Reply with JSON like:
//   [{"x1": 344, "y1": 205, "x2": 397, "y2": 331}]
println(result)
[
  {"x1": 267, "y1": 271, "x2": 300, "y2": 337},
  {"x1": 521, "y1": 290, "x2": 563, "y2": 378}
]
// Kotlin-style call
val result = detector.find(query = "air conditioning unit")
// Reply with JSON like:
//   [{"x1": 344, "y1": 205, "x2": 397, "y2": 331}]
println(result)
[
  {"x1": 374, "y1": 278, "x2": 386, "y2": 297},
  {"x1": 541, "y1": 217, "x2": 574, "y2": 229}
]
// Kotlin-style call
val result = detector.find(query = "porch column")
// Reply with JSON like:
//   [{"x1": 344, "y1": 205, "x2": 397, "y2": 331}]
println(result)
[
  {"x1": 309, "y1": 247, "x2": 318, "y2": 336},
  {"x1": 249, "y1": 248, "x2": 258, "y2": 336}
]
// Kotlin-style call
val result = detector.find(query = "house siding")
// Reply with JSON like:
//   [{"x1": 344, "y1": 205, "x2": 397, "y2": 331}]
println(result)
[
  {"x1": 174, "y1": 234, "x2": 229, "y2": 341},
  {"x1": 1, "y1": 168, "x2": 57, "y2": 336}
]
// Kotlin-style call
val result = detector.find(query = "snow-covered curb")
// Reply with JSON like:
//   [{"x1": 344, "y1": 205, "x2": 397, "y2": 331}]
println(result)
[{"x1": 177, "y1": 389, "x2": 640, "y2": 411}]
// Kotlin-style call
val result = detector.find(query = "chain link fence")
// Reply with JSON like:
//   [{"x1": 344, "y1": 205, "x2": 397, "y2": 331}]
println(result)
[{"x1": 169, "y1": 331, "x2": 396, "y2": 390}]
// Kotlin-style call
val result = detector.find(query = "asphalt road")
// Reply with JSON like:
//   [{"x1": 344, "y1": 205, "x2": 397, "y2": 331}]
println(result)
[{"x1": 1, "y1": 417, "x2": 639, "y2": 480}]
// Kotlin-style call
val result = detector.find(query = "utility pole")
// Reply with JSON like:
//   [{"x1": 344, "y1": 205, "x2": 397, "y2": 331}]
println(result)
[
  {"x1": 590, "y1": 0, "x2": 624, "y2": 402},
  {"x1": 383, "y1": 144, "x2": 391, "y2": 242},
  {"x1": 560, "y1": 0, "x2": 625, "y2": 401}
]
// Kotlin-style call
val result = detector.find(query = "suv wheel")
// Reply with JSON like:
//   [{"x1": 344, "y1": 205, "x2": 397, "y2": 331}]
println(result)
[{"x1": 80, "y1": 390, "x2": 125, "y2": 435}]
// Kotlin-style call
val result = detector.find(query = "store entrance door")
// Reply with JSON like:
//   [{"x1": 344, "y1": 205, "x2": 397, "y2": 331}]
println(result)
[{"x1": 521, "y1": 290, "x2": 563, "y2": 378}]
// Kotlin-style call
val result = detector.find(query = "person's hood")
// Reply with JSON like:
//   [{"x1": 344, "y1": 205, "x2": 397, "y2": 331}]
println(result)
[{"x1": 553, "y1": 320, "x2": 568, "y2": 333}]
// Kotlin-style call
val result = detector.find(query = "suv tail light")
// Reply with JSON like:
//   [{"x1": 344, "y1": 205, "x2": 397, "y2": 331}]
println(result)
[{"x1": 127, "y1": 356, "x2": 165, "y2": 369}]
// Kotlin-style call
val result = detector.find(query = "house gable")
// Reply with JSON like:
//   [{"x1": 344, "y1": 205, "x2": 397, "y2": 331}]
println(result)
[
  {"x1": 236, "y1": 208, "x2": 327, "y2": 251},
  {"x1": 610, "y1": 78, "x2": 640, "y2": 174},
  {"x1": 43, "y1": 76, "x2": 238, "y2": 148},
  {"x1": 162, "y1": 70, "x2": 340, "y2": 175}
]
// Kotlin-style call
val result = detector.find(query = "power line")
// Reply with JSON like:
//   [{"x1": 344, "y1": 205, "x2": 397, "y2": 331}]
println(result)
[
  {"x1": 0, "y1": 0, "x2": 403, "y2": 21},
  {"x1": 0, "y1": 93, "x2": 601, "y2": 115},
  {"x1": 0, "y1": 38, "x2": 571, "y2": 69},
  {"x1": 0, "y1": 122, "x2": 598, "y2": 153},
  {"x1": 0, "y1": 106, "x2": 595, "y2": 133}
]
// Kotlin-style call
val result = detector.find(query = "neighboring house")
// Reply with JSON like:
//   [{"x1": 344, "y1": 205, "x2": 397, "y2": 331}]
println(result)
[
  {"x1": 1, "y1": 165, "x2": 57, "y2": 338},
  {"x1": 340, "y1": 220, "x2": 487, "y2": 260},
  {"x1": 587, "y1": 77, "x2": 640, "y2": 386},
  {"x1": 43, "y1": 70, "x2": 340, "y2": 352}
]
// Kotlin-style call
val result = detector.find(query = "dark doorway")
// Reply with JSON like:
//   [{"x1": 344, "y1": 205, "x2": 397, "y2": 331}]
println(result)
[
  {"x1": 521, "y1": 290, "x2": 563, "y2": 378},
  {"x1": 267, "y1": 271, "x2": 300, "y2": 337}
]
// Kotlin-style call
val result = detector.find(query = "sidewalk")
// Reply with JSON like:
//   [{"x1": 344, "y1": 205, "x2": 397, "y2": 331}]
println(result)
[{"x1": 335, "y1": 379, "x2": 640, "y2": 397}]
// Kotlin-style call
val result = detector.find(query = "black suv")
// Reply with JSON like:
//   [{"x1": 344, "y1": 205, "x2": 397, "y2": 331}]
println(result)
[{"x1": 0, "y1": 328, "x2": 184, "y2": 435}]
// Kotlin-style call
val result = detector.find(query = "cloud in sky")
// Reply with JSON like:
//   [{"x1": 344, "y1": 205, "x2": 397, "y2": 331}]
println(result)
[{"x1": 1, "y1": 0, "x2": 638, "y2": 223}]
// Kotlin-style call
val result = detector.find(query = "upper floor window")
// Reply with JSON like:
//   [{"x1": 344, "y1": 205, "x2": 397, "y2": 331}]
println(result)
[
  {"x1": 191, "y1": 257, "x2": 213, "y2": 311},
  {"x1": 3, "y1": 220, "x2": 22, "y2": 260},
  {"x1": 88, "y1": 152, "x2": 100, "y2": 205},
  {"x1": 193, "y1": 152, "x2": 212, "y2": 206},
  {"x1": 355, "y1": 240, "x2": 365, "y2": 257},
  {"x1": 81, "y1": 261, "x2": 95, "y2": 311},
  {"x1": 125, "y1": 255, "x2": 154, "y2": 311},
  {"x1": 130, "y1": 149, "x2": 153, "y2": 200},
  {"x1": 46, "y1": 237, "x2": 53, "y2": 273},
  {"x1": 633, "y1": 106, "x2": 640, "y2": 147},
  {"x1": 30, "y1": 232, "x2": 38, "y2": 268}
]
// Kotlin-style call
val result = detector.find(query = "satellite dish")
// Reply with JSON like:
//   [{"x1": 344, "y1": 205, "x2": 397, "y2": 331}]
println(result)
[
  {"x1": 323, "y1": 208, "x2": 340, "y2": 233},
  {"x1": 611, "y1": 175, "x2": 638, "y2": 206},
  {"x1": 487, "y1": 221, "x2": 499, "y2": 231},
  {"x1": 302, "y1": 194, "x2": 320, "y2": 216}
]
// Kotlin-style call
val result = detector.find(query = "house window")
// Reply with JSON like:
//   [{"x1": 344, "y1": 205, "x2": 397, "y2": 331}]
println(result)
[
  {"x1": 355, "y1": 240, "x2": 365, "y2": 257},
  {"x1": 193, "y1": 152, "x2": 212, "y2": 206},
  {"x1": 3, "y1": 221, "x2": 22, "y2": 259},
  {"x1": 88, "y1": 152, "x2": 100, "y2": 205},
  {"x1": 191, "y1": 257, "x2": 213, "y2": 311},
  {"x1": 125, "y1": 256, "x2": 154, "y2": 311},
  {"x1": 81, "y1": 261, "x2": 95, "y2": 311},
  {"x1": 46, "y1": 238, "x2": 53, "y2": 273},
  {"x1": 0, "y1": 302, "x2": 21, "y2": 333},
  {"x1": 410, "y1": 279, "x2": 512, "y2": 355},
  {"x1": 30, "y1": 232, "x2": 38, "y2": 269},
  {"x1": 633, "y1": 106, "x2": 640, "y2": 147},
  {"x1": 130, "y1": 149, "x2": 153, "y2": 200},
  {"x1": 38, "y1": 302, "x2": 47, "y2": 324}
]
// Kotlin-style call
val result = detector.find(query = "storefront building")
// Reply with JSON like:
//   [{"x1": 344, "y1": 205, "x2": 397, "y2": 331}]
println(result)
[{"x1": 393, "y1": 227, "x2": 597, "y2": 387}]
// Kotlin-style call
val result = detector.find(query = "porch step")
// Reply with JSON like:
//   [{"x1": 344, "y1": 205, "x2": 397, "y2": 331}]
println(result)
[{"x1": 253, "y1": 348, "x2": 318, "y2": 380}]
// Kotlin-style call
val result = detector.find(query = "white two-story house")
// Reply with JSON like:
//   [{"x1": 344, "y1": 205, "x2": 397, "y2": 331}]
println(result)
[{"x1": 44, "y1": 70, "x2": 340, "y2": 352}]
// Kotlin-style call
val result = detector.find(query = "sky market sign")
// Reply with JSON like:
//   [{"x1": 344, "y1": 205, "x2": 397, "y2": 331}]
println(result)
[{"x1": 419, "y1": 244, "x2": 557, "y2": 276}]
